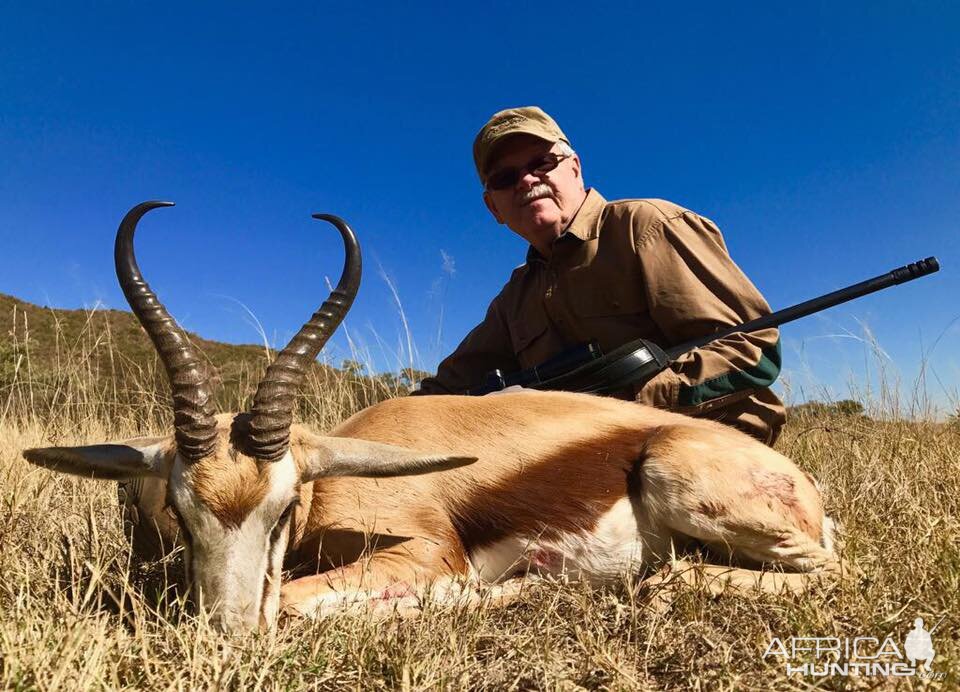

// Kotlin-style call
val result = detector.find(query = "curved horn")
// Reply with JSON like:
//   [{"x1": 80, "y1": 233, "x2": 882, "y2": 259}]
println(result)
[
  {"x1": 246, "y1": 214, "x2": 361, "y2": 461},
  {"x1": 115, "y1": 201, "x2": 218, "y2": 461}
]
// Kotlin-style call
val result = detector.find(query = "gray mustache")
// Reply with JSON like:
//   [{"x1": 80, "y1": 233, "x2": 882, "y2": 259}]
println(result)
[{"x1": 519, "y1": 184, "x2": 553, "y2": 205}]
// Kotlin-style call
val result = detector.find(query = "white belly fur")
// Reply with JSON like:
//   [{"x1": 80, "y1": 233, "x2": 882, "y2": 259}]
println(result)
[{"x1": 468, "y1": 497, "x2": 646, "y2": 584}]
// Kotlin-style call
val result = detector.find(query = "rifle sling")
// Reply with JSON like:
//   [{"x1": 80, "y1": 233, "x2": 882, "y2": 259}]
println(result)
[{"x1": 529, "y1": 338, "x2": 670, "y2": 395}]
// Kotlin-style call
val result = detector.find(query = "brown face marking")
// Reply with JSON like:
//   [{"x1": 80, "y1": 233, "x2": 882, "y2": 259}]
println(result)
[{"x1": 189, "y1": 448, "x2": 273, "y2": 527}]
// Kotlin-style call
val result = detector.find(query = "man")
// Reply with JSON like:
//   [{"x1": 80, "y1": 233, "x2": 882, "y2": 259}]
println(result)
[{"x1": 413, "y1": 106, "x2": 785, "y2": 445}]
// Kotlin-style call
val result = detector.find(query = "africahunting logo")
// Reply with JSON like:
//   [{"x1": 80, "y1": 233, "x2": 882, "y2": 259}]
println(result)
[{"x1": 763, "y1": 616, "x2": 946, "y2": 679}]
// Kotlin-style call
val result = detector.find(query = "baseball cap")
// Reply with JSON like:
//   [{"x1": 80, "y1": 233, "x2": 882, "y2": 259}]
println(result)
[{"x1": 473, "y1": 106, "x2": 570, "y2": 181}]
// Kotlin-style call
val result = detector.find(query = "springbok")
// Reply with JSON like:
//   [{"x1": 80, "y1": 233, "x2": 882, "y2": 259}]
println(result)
[{"x1": 23, "y1": 201, "x2": 839, "y2": 632}]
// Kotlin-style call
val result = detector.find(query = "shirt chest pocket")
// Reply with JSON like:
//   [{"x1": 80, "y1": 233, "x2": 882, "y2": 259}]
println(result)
[{"x1": 560, "y1": 276, "x2": 655, "y2": 349}]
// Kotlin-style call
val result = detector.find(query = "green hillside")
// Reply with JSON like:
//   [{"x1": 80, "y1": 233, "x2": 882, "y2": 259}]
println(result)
[
  {"x1": 0, "y1": 293, "x2": 415, "y2": 431},
  {"x1": 0, "y1": 292, "x2": 267, "y2": 375}
]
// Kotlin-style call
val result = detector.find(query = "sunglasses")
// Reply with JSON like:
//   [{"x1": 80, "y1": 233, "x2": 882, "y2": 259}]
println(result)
[{"x1": 485, "y1": 152, "x2": 572, "y2": 191}]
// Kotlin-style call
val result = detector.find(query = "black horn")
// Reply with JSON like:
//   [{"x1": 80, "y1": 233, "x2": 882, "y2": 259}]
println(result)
[
  {"x1": 115, "y1": 201, "x2": 218, "y2": 461},
  {"x1": 246, "y1": 214, "x2": 361, "y2": 461}
]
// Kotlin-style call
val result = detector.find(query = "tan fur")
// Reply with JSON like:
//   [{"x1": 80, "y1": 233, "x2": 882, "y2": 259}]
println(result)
[
  {"x1": 277, "y1": 391, "x2": 835, "y2": 608},
  {"x1": 189, "y1": 415, "x2": 273, "y2": 528},
  {"x1": 115, "y1": 391, "x2": 837, "y2": 623},
  {"x1": 285, "y1": 393, "x2": 652, "y2": 574}
]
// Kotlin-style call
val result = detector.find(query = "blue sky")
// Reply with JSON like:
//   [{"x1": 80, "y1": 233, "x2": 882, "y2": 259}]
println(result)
[{"x1": 1, "y1": 2, "x2": 957, "y2": 412}]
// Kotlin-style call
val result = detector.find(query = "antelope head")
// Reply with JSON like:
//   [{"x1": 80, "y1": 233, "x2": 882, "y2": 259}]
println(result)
[{"x1": 22, "y1": 202, "x2": 474, "y2": 632}]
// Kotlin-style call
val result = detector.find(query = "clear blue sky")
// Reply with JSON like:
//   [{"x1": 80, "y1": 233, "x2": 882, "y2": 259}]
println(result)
[{"x1": 1, "y1": 2, "x2": 957, "y2": 412}]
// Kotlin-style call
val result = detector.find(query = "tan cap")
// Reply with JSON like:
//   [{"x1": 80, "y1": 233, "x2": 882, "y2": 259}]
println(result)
[{"x1": 473, "y1": 106, "x2": 570, "y2": 180}]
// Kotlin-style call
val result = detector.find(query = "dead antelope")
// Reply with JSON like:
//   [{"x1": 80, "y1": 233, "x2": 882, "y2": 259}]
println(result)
[{"x1": 23, "y1": 201, "x2": 839, "y2": 632}]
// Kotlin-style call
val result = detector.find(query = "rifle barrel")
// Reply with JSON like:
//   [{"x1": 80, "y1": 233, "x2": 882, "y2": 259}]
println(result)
[{"x1": 665, "y1": 257, "x2": 940, "y2": 359}]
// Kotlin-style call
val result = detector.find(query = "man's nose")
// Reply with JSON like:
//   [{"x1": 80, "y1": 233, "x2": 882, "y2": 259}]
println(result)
[{"x1": 516, "y1": 169, "x2": 541, "y2": 190}]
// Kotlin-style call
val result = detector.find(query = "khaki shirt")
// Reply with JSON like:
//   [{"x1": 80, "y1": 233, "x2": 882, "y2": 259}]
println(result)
[{"x1": 414, "y1": 189, "x2": 786, "y2": 444}]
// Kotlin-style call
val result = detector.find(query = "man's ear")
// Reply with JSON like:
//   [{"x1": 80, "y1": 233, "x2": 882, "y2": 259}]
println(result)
[
  {"x1": 483, "y1": 190, "x2": 505, "y2": 224},
  {"x1": 294, "y1": 432, "x2": 477, "y2": 481},
  {"x1": 571, "y1": 153, "x2": 582, "y2": 181},
  {"x1": 22, "y1": 436, "x2": 173, "y2": 481}
]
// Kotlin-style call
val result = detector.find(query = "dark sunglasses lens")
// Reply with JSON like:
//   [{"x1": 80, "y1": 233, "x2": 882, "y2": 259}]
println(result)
[
  {"x1": 486, "y1": 154, "x2": 564, "y2": 190},
  {"x1": 487, "y1": 168, "x2": 520, "y2": 190}
]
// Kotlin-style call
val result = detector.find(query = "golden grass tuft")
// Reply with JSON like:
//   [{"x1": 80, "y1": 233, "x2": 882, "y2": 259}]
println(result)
[{"x1": 1, "y1": 315, "x2": 958, "y2": 689}]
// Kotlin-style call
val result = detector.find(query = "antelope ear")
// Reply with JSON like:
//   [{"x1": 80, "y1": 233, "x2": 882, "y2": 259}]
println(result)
[
  {"x1": 295, "y1": 433, "x2": 477, "y2": 481},
  {"x1": 22, "y1": 436, "x2": 173, "y2": 481}
]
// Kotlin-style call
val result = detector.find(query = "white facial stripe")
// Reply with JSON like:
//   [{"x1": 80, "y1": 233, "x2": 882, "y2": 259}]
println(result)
[{"x1": 169, "y1": 451, "x2": 300, "y2": 629}]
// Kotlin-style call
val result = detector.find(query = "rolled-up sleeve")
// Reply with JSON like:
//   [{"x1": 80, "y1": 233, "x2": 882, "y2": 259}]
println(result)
[{"x1": 633, "y1": 210, "x2": 781, "y2": 416}]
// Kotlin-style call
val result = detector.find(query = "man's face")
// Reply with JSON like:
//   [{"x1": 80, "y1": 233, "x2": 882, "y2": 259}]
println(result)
[{"x1": 482, "y1": 135, "x2": 585, "y2": 255}]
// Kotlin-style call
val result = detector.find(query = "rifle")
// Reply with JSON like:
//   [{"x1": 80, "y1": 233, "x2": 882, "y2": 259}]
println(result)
[{"x1": 467, "y1": 257, "x2": 940, "y2": 396}]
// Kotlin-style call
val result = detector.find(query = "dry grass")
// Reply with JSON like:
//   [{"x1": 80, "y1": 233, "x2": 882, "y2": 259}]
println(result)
[{"x1": 1, "y1": 319, "x2": 958, "y2": 690}]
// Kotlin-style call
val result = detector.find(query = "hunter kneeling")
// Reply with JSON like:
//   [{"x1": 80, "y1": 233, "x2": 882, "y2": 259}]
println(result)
[{"x1": 413, "y1": 106, "x2": 784, "y2": 445}]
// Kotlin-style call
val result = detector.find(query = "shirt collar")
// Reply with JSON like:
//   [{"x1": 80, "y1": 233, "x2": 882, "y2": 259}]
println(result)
[
  {"x1": 524, "y1": 188, "x2": 607, "y2": 263},
  {"x1": 564, "y1": 188, "x2": 607, "y2": 241}
]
